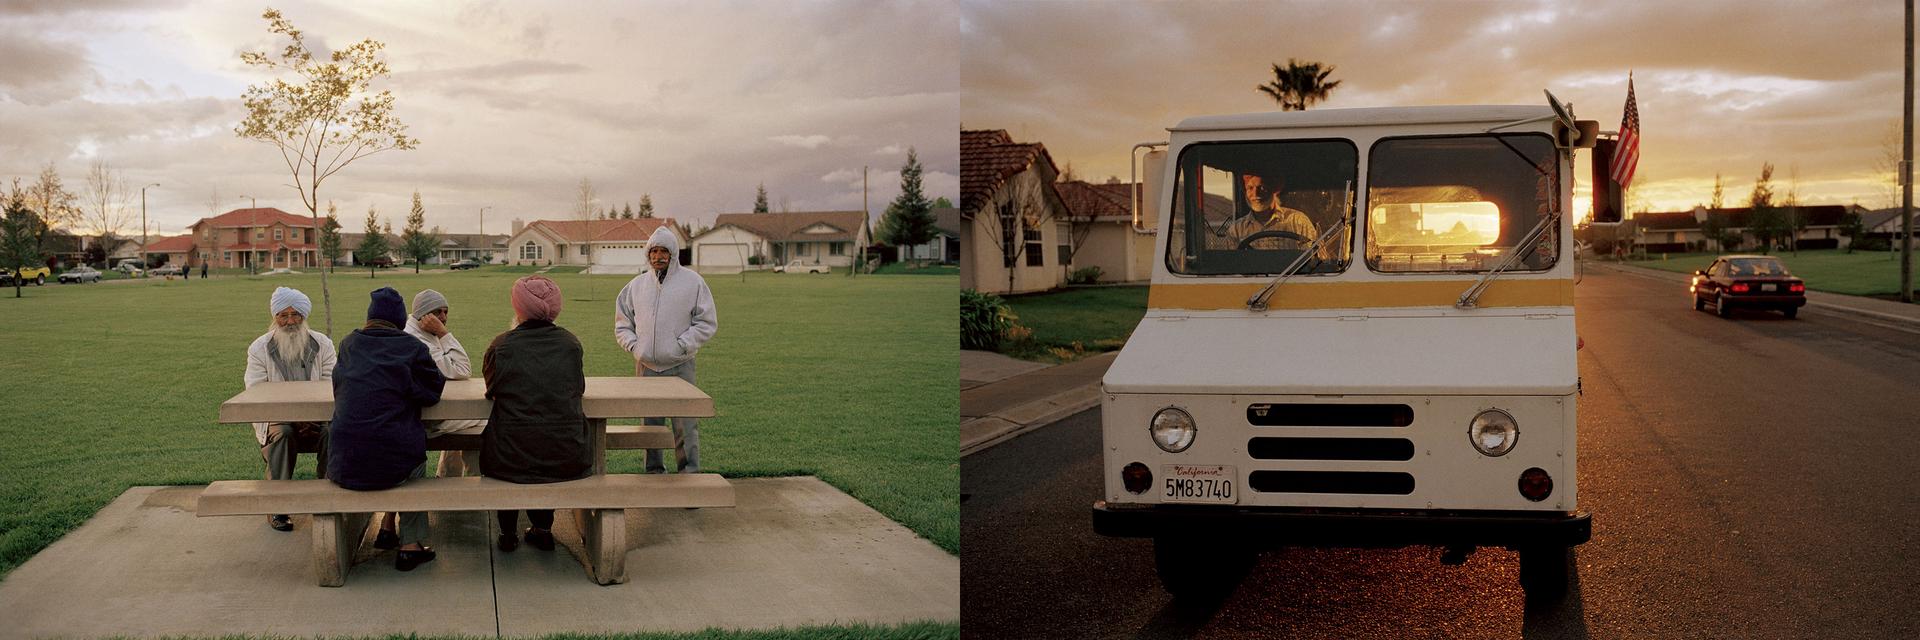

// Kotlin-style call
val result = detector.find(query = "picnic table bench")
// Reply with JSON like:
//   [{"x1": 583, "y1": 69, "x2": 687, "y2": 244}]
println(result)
[{"x1": 200, "y1": 377, "x2": 732, "y2": 586}]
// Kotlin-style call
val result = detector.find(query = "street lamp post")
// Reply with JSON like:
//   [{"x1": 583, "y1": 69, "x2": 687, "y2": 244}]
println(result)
[
  {"x1": 479, "y1": 205, "x2": 492, "y2": 264},
  {"x1": 239, "y1": 195, "x2": 257, "y2": 274},
  {"x1": 141, "y1": 183, "x2": 159, "y2": 276}
]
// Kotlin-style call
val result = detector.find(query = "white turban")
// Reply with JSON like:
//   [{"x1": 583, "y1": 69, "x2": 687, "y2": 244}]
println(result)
[{"x1": 270, "y1": 286, "x2": 311, "y2": 318}]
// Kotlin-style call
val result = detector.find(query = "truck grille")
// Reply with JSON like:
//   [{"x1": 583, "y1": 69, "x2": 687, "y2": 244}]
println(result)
[
  {"x1": 1246, "y1": 403, "x2": 1413, "y2": 427},
  {"x1": 1247, "y1": 437, "x2": 1415, "y2": 461},
  {"x1": 1248, "y1": 470, "x2": 1416, "y2": 495}
]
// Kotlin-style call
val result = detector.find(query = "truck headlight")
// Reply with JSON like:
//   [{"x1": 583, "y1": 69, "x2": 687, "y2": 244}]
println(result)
[
  {"x1": 1468, "y1": 409, "x2": 1518, "y2": 457},
  {"x1": 1150, "y1": 407, "x2": 1196, "y2": 453}
]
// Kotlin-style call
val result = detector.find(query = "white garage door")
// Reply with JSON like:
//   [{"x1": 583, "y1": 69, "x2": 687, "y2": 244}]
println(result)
[
  {"x1": 696, "y1": 243, "x2": 748, "y2": 267},
  {"x1": 598, "y1": 245, "x2": 649, "y2": 266}
]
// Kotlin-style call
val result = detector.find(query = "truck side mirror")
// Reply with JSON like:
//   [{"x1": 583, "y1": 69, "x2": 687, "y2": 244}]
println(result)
[
  {"x1": 1589, "y1": 137, "x2": 1624, "y2": 224},
  {"x1": 1133, "y1": 145, "x2": 1166, "y2": 233}
]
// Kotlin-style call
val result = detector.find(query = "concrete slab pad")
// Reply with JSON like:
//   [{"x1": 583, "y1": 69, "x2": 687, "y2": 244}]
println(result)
[
  {"x1": 959, "y1": 350, "x2": 1047, "y2": 389},
  {"x1": 0, "y1": 478, "x2": 958, "y2": 639}
]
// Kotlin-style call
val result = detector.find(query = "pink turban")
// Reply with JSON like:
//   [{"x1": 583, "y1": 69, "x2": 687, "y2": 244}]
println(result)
[{"x1": 511, "y1": 275, "x2": 563, "y2": 322}]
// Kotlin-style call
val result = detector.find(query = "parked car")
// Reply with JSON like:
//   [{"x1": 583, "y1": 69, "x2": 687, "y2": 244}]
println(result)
[
  {"x1": 367, "y1": 257, "x2": 395, "y2": 268},
  {"x1": 1690, "y1": 255, "x2": 1806, "y2": 318},
  {"x1": 449, "y1": 259, "x2": 482, "y2": 270},
  {"x1": 150, "y1": 265, "x2": 183, "y2": 277},
  {"x1": 773, "y1": 259, "x2": 830, "y2": 274},
  {"x1": 58, "y1": 266, "x2": 102, "y2": 284},
  {"x1": 112, "y1": 263, "x2": 145, "y2": 276},
  {"x1": 1, "y1": 266, "x2": 50, "y2": 286}
]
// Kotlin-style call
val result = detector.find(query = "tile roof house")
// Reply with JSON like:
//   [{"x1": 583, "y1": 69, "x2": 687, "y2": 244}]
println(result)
[
  {"x1": 960, "y1": 129, "x2": 1071, "y2": 294},
  {"x1": 179, "y1": 207, "x2": 322, "y2": 270},
  {"x1": 1629, "y1": 204, "x2": 1855, "y2": 252},
  {"x1": 690, "y1": 210, "x2": 870, "y2": 273},
  {"x1": 894, "y1": 206, "x2": 962, "y2": 265},
  {"x1": 1055, "y1": 179, "x2": 1156, "y2": 282},
  {"x1": 503, "y1": 217, "x2": 683, "y2": 270}
]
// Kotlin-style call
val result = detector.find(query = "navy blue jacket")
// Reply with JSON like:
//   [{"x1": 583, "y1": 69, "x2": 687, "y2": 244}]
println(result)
[{"x1": 328, "y1": 323, "x2": 446, "y2": 490}]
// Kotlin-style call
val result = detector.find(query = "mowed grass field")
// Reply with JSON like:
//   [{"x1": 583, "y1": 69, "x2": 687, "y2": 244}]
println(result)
[
  {"x1": 0, "y1": 268, "x2": 958, "y2": 583},
  {"x1": 1627, "y1": 249, "x2": 1916, "y2": 297},
  {"x1": 999, "y1": 285, "x2": 1149, "y2": 362}
]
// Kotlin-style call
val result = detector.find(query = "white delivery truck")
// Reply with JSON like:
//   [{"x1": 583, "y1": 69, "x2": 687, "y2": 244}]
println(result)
[{"x1": 1092, "y1": 95, "x2": 1622, "y2": 604}]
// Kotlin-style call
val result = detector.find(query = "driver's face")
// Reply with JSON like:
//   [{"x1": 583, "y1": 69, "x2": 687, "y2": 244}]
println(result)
[{"x1": 1241, "y1": 173, "x2": 1278, "y2": 210}]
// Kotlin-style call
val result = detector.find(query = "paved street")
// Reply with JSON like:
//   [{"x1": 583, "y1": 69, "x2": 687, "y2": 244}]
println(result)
[{"x1": 960, "y1": 268, "x2": 1920, "y2": 639}]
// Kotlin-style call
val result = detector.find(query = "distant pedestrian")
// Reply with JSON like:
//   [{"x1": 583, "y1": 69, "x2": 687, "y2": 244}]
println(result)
[{"x1": 201, "y1": 263, "x2": 208, "y2": 279}]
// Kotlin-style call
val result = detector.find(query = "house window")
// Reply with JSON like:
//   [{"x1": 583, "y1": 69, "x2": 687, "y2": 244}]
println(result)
[
  {"x1": 581, "y1": 244, "x2": 591, "y2": 256},
  {"x1": 255, "y1": 230, "x2": 264, "y2": 239},
  {"x1": 274, "y1": 228, "x2": 283, "y2": 241},
  {"x1": 521, "y1": 242, "x2": 542, "y2": 260},
  {"x1": 830, "y1": 242, "x2": 847, "y2": 256},
  {"x1": 1024, "y1": 226, "x2": 1044, "y2": 267},
  {"x1": 223, "y1": 251, "x2": 232, "y2": 262}
]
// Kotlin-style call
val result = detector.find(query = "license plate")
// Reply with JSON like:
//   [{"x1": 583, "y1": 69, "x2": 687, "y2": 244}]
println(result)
[
  {"x1": 1162, "y1": 465, "x2": 1237, "y2": 504},
  {"x1": 1763, "y1": 283, "x2": 1778, "y2": 292}
]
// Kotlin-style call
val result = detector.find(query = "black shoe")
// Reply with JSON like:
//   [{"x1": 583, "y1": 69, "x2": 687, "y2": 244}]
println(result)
[
  {"x1": 373, "y1": 529, "x2": 400, "y2": 550},
  {"x1": 395, "y1": 547, "x2": 436, "y2": 571},
  {"x1": 268, "y1": 515, "x2": 293, "y2": 531},
  {"x1": 524, "y1": 527, "x2": 555, "y2": 551},
  {"x1": 497, "y1": 532, "x2": 519, "y2": 553}
]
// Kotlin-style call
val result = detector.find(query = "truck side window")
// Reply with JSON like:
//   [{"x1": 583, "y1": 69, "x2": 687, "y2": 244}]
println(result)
[{"x1": 1167, "y1": 139, "x2": 1357, "y2": 276}]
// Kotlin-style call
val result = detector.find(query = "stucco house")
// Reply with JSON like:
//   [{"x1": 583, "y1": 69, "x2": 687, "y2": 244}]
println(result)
[
  {"x1": 1056, "y1": 179, "x2": 1155, "y2": 282},
  {"x1": 177, "y1": 207, "x2": 322, "y2": 270},
  {"x1": 503, "y1": 218, "x2": 683, "y2": 270},
  {"x1": 690, "y1": 210, "x2": 869, "y2": 273},
  {"x1": 960, "y1": 129, "x2": 1069, "y2": 294},
  {"x1": 1632, "y1": 204, "x2": 1853, "y2": 252},
  {"x1": 435, "y1": 233, "x2": 509, "y2": 264},
  {"x1": 896, "y1": 207, "x2": 962, "y2": 264}
]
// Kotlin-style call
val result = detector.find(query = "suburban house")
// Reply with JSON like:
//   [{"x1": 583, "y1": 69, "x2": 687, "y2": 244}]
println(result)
[
  {"x1": 144, "y1": 234, "x2": 195, "y2": 267},
  {"x1": 1631, "y1": 204, "x2": 1854, "y2": 253},
  {"x1": 960, "y1": 129, "x2": 1070, "y2": 294},
  {"x1": 503, "y1": 218, "x2": 684, "y2": 270},
  {"x1": 1862, "y1": 208, "x2": 1916, "y2": 242},
  {"x1": 689, "y1": 210, "x2": 870, "y2": 273},
  {"x1": 1056, "y1": 179, "x2": 1155, "y2": 282},
  {"x1": 894, "y1": 206, "x2": 962, "y2": 264},
  {"x1": 337, "y1": 231, "x2": 404, "y2": 266},
  {"x1": 435, "y1": 233, "x2": 509, "y2": 264},
  {"x1": 179, "y1": 207, "x2": 322, "y2": 270}
]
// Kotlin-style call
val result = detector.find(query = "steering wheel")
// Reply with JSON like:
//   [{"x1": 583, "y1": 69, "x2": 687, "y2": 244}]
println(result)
[{"x1": 1236, "y1": 229, "x2": 1313, "y2": 250}]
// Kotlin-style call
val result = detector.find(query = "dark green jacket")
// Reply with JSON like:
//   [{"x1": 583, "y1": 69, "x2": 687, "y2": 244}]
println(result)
[{"x1": 480, "y1": 319, "x2": 591, "y2": 484}]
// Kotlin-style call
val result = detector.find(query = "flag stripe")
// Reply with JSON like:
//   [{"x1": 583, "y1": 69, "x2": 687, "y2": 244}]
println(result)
[{"x1": 1610, "y1": 76, "x2": 1640, "y2": 189}]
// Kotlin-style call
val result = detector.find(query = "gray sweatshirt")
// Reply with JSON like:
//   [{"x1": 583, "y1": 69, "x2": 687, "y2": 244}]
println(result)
[{"x1": 614, "y1": 227, "x2": 718, "y2": 372}]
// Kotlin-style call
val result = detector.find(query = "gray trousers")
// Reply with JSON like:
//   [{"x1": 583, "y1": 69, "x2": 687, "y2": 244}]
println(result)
[
  {"x1": 380, "y1": 463, "x2": 431, "y2": 544},
  {"x1": 641, "y1": 360, "x2": 699, "y2": 474},
  {"x1": 261, "y1": 422, "x2": 327, "y2": 481}
]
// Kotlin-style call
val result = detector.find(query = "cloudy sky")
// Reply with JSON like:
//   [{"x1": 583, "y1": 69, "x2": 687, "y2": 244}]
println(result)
[
  {"x1": 0, "y1": 0, "x2": 958, "y2": 237},
  {"x1": 963, "y1": 0, "x2": 1908, "y2": 219}
]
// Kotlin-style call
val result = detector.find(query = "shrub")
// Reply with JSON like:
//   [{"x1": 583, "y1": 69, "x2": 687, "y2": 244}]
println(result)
[
  {"x1": 748, "y1": 255, "x2": 763, "y2": 266},
  {"x1": 1068, "y1": 266, "x2": 1104, "y2": 284},
  {"x1": 961, "y1": 289, "x2": 1014, "y2": 350}
]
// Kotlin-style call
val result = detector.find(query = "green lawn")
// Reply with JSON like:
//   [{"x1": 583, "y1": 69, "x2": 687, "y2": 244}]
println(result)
[
  {"x1": 1626, "y1": 249, "x2": 1917, "y2": 297},
  {"x1": 0, "y1": 269, "x2": 958, "y2": 583},
  {"x1": 871, "y1": 263, "x2": 959, "y2": 276},
  {"x1": 1000, "y1": 285, "x2": 1148, "y2": 362}
]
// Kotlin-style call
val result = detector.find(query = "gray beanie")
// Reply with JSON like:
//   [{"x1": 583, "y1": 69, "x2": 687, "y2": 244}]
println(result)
[{"x1": 411, "y1": 289, "x2": 449, "y2": 320}]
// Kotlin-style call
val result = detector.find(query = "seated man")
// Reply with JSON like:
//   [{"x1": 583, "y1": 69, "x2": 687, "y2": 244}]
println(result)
[
  {"x1": 328, "y1": 287, "x2": 447, "y2": 572},
  {"x1": 405, "y1": 289, "x2": 484, "y2": 477},
  {"x1": 243, "y1": 286, "x2": 337, "y2": 532},
  {"x1": 1219, "y1": 169, "x2": 1342, "y2": 263},
  {"x1": 482, "y1": 276, "x2": 591, "y2": 553}
]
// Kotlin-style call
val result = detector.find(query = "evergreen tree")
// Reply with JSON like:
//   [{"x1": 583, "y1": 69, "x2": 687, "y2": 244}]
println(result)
[
  {"x1": 400, "y1": 190, "x2": 439, "y2": 272},
  {"x1": 880, "y1": 147, "x2": 938, "y2": 257},
  {"x1": 320, "y1": 201, "x2": 344, "y2": 272},
  {"x1": 639, "y1": 194, "x2": 655, "y2": 218},
  {"x1": 933, "y1": 196, "x2": 954, "y2": 209},
  {"x1": 355, "y1": 206, "x2": 391, "y2": 277},
  {"x1": 754, "y1": 183, "x2": 769, "y2": 213},
  {"x1": 2, "y1": 187, "x2": 50, "y2": 298},
  {"x1": 621, "y1": 203, "x2": 634, "y2": 219},
  {"x1": 1746, "y1": 163, "x2": 1788, "y2": 255}
]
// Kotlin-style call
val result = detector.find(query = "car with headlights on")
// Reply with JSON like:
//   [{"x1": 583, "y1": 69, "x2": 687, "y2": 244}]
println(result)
[{"x1": 1690, "y1": 255, "x2": 1806, "y2": 318}]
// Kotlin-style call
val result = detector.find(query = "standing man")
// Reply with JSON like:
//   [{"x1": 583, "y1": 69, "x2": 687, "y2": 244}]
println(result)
[
  {"x1": 406, "y1": 288, "x2": 484, "y2": 476},
  {"x1": 614, "y1": 227, "x2": 717, "y2": 474},
  {"x1": 243, "y1": 286, "x2": 338, "y2": 532}
]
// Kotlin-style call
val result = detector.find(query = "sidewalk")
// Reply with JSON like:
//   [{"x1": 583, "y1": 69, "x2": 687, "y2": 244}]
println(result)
[
  {"x1": 960, "y1": 350, "x2": 1115, "y2": 456},
  {"x1": 1594, "y1": 261, "x2": 1920, "y2": 328}
]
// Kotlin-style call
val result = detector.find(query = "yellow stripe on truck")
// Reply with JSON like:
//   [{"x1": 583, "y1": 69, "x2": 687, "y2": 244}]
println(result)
[{"x1": 1147, "y1": 278, "x2": 1574, "y2": 310}]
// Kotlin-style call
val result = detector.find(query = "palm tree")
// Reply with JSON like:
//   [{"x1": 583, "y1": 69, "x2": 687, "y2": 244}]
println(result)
[{"x1": 1257, "y1": 59, "x2": 1343, "y2": 111}]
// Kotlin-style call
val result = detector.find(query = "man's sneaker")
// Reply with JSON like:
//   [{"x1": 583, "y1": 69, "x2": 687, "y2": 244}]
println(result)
[
  {"x1": 524, "y1": 527, "x2": 556, "y2": 551},
  {"x1": 268, "y1": 515, "x2": 293, "y2": 531},
  {"x1": 395, "y1": 547, "x2": 437, "y2": 571},
  {"x1": 373, "y1": 529, "x2": 400, "y2": 550}
]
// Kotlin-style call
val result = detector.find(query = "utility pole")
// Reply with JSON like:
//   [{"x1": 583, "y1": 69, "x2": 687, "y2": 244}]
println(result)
[
  {"x1": 1904, "y1": 0, "x2": 1914, "y2": 302},
  {"x1": 854, "y1": 165, "x2": 867, "y2": 277},
  {"x1": 239, "y1": 195, "x2": 257, "y2": 275},
  {"x1": 141, "y1": 183, "x2": 159, "y2": 276},
  {"x1": 479, "y1": 205, "x2": 491, "y2": 264}
]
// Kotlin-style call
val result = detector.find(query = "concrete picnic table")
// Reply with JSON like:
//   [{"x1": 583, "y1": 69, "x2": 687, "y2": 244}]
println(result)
[{"x1": 218, "y1": 376, "x2": 715, "y2": 474}]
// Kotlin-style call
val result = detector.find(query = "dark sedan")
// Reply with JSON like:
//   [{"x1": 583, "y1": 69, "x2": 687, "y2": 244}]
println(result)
[{"x1": 1690, "y1": 255, "x2": 1806, "y2": 318}]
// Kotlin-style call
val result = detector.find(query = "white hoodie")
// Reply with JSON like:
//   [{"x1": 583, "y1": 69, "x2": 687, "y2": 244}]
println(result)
[{"x1": 615, "y1": 227, "x2": 717, "y2": 372}]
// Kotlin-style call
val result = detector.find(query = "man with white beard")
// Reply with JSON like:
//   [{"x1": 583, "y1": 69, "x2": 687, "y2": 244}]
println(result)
[{"x1": 243, "y1": 286, "x2": 338, "y2": 532}]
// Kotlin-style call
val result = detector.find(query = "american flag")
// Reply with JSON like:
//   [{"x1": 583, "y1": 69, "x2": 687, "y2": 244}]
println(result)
[{"x1": 1610, "y1": 74, "x2": 1640, "y2": 189}]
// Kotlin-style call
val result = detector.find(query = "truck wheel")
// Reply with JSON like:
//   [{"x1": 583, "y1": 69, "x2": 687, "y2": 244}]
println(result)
[
  {"x1": 1518, "y1": 546, "x2": 1573, "y2": 605},
  {"x1": 1153, "y1": 535, "x2": 1255, "y2": 601},
  {"x1": 1782, "y1": 307, "x2": 1798, "y2": 319}
]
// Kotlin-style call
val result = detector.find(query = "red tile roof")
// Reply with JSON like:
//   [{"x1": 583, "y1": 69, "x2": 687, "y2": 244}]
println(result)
[
  {"x1": 962, "y1": 129, "x2": 1062, "y2": 216},
  {"x1": 525, "y1": 218, "x2": 675, "y2": 243},
  {"x1": 1057, "y1": 180, "x2": 1138, "y2": 221},
  {"x1": 193, "y1": 207, "x2": 319, "y2": 229},
  {"x1": 144, "y1": 235, "x2": 194, "y2": 252},
  {"x1": 706, "y1": 211, "x2": 868, "y2": 243}
]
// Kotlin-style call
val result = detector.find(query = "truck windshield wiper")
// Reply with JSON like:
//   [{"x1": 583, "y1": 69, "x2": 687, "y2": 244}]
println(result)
[
  {"x1": 1456, "y1": 208, "x2": 1559, "y2": 308},
  {"x1": 1248, "y1": 181, "x2": 1352, "y2": 312}
]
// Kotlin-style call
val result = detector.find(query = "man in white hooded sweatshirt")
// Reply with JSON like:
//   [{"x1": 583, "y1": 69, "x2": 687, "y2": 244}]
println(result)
[{"x1": 615, "y1": 227, "x2": 717, "y2": 473}]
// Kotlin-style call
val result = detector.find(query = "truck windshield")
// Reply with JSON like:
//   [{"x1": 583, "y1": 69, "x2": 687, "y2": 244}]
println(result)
[
  {"x1": 1166, "y1": 139, "x2": 1357, "y2": 276},
  {"x1": 1365, "y1": 134, "x2": 1559, "y2": 273}
]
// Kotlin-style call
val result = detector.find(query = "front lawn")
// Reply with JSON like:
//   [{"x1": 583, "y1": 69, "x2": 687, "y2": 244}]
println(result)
[
  {"x1": 999, "y1": 285, "x2": 1148, "y2": 362},
  {"x1": 0, "y1": 269, "x2": 957, "y2": 580},
  {"x1": 1626, "y1": 249, "x2": 1915, "y2": 297}
]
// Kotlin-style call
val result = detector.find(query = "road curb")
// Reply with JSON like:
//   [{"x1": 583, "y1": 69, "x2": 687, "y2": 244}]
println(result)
[
  {"x1": 1591, "y1": 261, "x2": 1920, "y2": 329},
  {"x1": 960, "y1": 384, "x2": 1101, "y2": 457}
]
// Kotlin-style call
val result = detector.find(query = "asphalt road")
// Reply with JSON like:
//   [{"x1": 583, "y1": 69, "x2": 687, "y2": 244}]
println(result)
[{"x1": 960, "y1": 267, "x2": 1920, "y2": 639}]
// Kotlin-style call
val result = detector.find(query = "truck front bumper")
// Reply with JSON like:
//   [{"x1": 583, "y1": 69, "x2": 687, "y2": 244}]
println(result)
[{"x1": 1092, "y1": 500, "x2": 1591, "y2": 549}]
